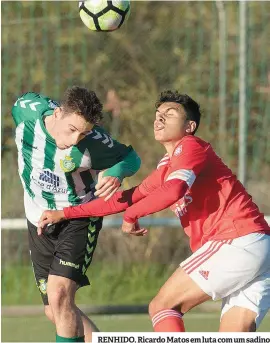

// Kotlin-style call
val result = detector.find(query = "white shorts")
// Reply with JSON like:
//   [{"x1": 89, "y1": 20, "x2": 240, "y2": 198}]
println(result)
[{"x1": 180, "y1": 233, "x2": 270, "y2": 328}]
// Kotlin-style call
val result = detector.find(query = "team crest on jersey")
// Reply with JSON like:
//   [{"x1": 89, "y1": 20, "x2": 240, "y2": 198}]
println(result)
[
  {"x1": 38, "y1": 279, "x2": 47, "y2": 295},
  {"x1": 60, "y1": 156, "x2": 75, "y2": 172},
  {"x1": 174, "y1": 145, "x2": 182, "y2": 156}
]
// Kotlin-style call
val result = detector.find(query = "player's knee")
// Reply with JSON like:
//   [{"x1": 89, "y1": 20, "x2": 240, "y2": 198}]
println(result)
[
  {"x1": 149, "y1": 293, "x2": 191, "y2": 317},
  {"x1": 149, "y1": 296, "x2": 170, "y2": 317},
  {"x1": 220, "y1": 307, "x2": 257, "y2": 332},
  {"x1": 48, "y1": 284, "x2": 73, "y2": 311},
  {"x1": 44, "y1": 305, "x2": 55, "y2": 323}
]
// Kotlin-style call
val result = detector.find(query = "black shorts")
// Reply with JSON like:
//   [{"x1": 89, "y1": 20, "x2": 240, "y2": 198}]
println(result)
[{"x1": 27, "y1": 217, "x2": 102, "y2": 305}]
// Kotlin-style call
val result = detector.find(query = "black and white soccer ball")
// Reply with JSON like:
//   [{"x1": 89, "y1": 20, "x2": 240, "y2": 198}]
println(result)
[{"x1": 79, "y1": 0, "x2": 130, "y2": 32}]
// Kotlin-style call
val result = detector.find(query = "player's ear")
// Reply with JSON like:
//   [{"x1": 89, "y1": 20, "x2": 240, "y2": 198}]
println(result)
[
  {"x1": 186, "y1": 121, "x2": 197, "y2": 134},
  {"x1": 54, "y1": 107, "x2": 64, "y2": 119}
]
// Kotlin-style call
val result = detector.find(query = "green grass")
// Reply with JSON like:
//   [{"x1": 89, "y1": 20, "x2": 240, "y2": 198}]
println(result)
[
  {"x1": 2, "y1": 313, "x2": 270, "y2": 342},
  {"x1": 2, "y1": 264, "x2": 174, "y2": 305},
  {"x1": 3, "y1": 264, "x2": 270, "y2": 342}
]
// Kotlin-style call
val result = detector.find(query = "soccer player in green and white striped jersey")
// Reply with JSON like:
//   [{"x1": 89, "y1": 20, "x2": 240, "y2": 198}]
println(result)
[{"x1": 12, "y1": 86, "x2": 141, "y2": 342}]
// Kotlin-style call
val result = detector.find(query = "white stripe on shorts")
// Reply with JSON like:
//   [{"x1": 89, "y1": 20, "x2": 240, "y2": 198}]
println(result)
[{"x1": 182, "y1": 240, "x2": 232, "y2": 274}]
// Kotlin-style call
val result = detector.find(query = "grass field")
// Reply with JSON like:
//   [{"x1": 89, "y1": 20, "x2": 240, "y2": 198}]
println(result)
[{"x1": 2, "y1": 313, "x2": 270, "y2": 342}]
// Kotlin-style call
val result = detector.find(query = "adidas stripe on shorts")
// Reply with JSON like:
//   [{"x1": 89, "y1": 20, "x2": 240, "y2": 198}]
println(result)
[{"x1": 180, "y1": 232, "x2": 270, "y2": 327}]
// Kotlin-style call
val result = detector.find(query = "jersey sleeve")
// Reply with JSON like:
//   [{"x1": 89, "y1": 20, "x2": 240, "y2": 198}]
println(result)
[
  {"x1": 166, "y1": 137, "x2": 209, "y2": 188},
  {"x1": 64, "y1": 186, "x2": 145, "y2": 219},
  {"x1": 138, "y1": 168, "x2": 163, "y2": 196},
  {"x1": 86, "y1": 126, "x2": 137, "y2": 170},
  {"x1": 124, "y1": 179, "x2": 188, "y2": 223},
  {"x1": 12, "y1": 92, "x2": 58, "y2": 127}
]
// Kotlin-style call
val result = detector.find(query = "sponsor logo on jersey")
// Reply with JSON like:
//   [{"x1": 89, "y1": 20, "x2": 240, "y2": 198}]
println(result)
[
  {"x1": 39, "y1": 170, "x2": 60, "y2": 187},
  {"x1": 32, "y1": 169, "x2": 68, "y2": 194},
  {"x1": 38, "y1": 279, "x2": 47, "y2": 295},
  {"x1": 60, "y1": 156, "x2": 76, "y2": 173},
  {"x1": 174, "y1": 145, "x2": 182, "y2": 156},
  {"x1": 199, "y1": 270, "x2": 209, "y2": 280},
  {"x1": 171, "y1": 194, "x2": 193, "y2": 218},
  {"x1": 59, "y1": 259, "x2": 80, "y2": 269}
]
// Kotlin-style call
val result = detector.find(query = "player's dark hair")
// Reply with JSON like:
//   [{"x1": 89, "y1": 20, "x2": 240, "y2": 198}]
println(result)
[
  {"x1": 156, "y1": 90, "x2": 201, "y2": 134},
  {"x1": 61, "y1": 86, "x2": 103, "y2": 124}
]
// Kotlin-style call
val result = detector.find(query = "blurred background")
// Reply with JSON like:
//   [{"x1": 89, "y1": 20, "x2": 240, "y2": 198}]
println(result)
[{"x1": 1, "y1": 1, "x2": 270, "y2": 340}]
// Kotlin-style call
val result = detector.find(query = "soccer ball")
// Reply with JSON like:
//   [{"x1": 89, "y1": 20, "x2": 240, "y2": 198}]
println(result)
[{"x1": 79, "y1": 0, "x2": 130, "y2": 32}]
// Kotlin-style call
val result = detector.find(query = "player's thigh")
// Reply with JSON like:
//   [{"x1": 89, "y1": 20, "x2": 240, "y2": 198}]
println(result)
[
  {"x1": 219, "y1": 306, "x2": 256, "y2": 332},
  {"x1": 49, "y1": 217, "x2": 103, "y2": 290},
  {"x1": 220, "y1": 268, "x2": 270, "y2": 332},
  {"x1": 47, "y1": 274, "x2": 78, "y2": 305},
  {"x1": 149, "y1": 267, "x2": 211, "y2": 315},
  {"x1": 180, "y1": 233, "x2": 270, "y2": 301},
  {"x1": 27, "y1": 219, "x2": 55, "y2": 305}
]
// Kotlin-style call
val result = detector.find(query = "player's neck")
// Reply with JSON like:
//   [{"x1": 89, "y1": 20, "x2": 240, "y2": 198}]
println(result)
[
  {"x1": 44, "y1": 115, "x2": 56, "y2": 139},
  {"x1": 163, "y1": 140, "x2": 182, "y2": 157}
]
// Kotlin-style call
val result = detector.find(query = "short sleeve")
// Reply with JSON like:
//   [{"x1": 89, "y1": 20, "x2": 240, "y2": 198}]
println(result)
[
  {"x1": 12, "y1": 92, "x2": 58, "y2": 127},
  {"x1": 84, "y1": 126, "x2": 133, "y2": 170}
]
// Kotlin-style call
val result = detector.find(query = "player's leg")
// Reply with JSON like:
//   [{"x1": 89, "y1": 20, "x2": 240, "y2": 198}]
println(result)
[
  {"x1": 77, "y1": 308, "x2": 100, "y2": 334},
  {"x1": 45, "y1": 304, "x2": 55, "y2": 323},
  {"x1": 27, "y1": 220, "x2": 56, "y2": 323},
  {"x1": 220, "y1": 306, "x2": 256, "y2": 332},
  {"x1": 47, "y1": 274, "x2": 84, "y2": 340},
  {"x1": 149, "y1": 267, "x2": 211, "y2": 332},
  {"x1": 44, "y1": 304, "x2": 100, "y2": 333},
  {"x1": 47, "y1": 217, "x2": 102, "y2": 342},
  {"x1": 47, "y1": 275, "x2": 100, "y2": 340},
  {"x1": 148, "y1": 240, "x2": 227, "y2": 331},
  {"x1": 219, "y1": 267, "x2": 270, "y2": 332},
  {"x1": 149, "y1": 234, "x2": 270, "y2": 332},
  {"x1": 29, "y1": 217, "x2": 99, "y2": 341}
]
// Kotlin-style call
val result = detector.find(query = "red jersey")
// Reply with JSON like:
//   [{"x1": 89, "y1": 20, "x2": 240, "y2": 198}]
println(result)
[
  {"x1": 64, "y1": 135, "x2": 269, "y2": 252},
  {"x1": 138, "y1": 135, "x2": 269, "y2": 251}
]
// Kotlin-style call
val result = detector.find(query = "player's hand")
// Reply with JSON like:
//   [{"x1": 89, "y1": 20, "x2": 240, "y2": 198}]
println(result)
[
  {"x1": 37, "y1": 210, "x2": 65, "y2": 236},
  {"x1": 121, "y1": 219, "x2": 148, "y2": 236},
  {"x1": 94, "y1": 170, "x2": 121, "y2": 201}
]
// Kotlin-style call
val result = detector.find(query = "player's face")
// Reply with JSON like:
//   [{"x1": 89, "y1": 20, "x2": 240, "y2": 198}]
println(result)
[
  {"x1": 53, "y1": 108, "x2": 94, "y2": 150},
  {"x1": 154, "y1": 102, "x2": 192, "y2": 143}
]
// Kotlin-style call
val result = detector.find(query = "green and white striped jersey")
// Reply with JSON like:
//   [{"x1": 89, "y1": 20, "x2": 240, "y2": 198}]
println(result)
[{"x1": 12, "y1": 92, "x2": 134, "y2": 226}]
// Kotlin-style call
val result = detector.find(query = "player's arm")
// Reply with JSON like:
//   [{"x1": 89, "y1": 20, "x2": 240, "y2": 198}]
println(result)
[
  {"x1": 122, "y1": 139, "x2": 209, "y2": 225},
  {"x1": 64, "y1": 167, "x2": 162, "y2": 218},
  {"x1": 88, "y1": 126, "x2": 141, "y2": 200},
  {"x1": 37, "y1": 168, "x2": 162, "y2": 234},
  {"x1": 95, "y1": 147, "x2": 141, "y2": 200}
]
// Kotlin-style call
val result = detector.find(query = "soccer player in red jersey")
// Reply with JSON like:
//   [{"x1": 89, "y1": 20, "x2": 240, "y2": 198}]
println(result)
[{"x1": 39, "y1": 91, "x2": 270, "y2": 332}]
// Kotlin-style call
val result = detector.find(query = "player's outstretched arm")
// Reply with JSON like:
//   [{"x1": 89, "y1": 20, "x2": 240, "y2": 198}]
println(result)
[
  {"x1": 122, "y1": 179, "x2": 188, "y2": 227},
  {"x1": 37, "y1": 186, "x2": 145, "y2": 235},
  {"x1": 37, "y1": 168, "x2": 162, "y2": 235}
]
